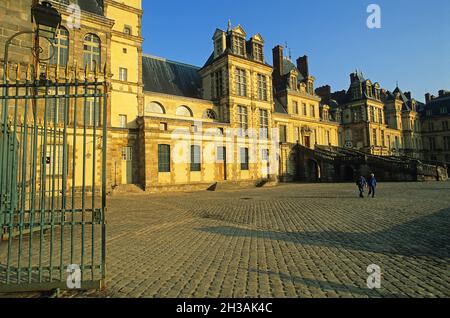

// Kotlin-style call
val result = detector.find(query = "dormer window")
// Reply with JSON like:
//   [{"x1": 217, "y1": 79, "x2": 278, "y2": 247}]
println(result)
[
  {"x1": 253, "y1": 43, "x2": 263, "y2": 62},
  {"x1": 290, "y1": 76, "x2": 297, "y2": 90},
  {"x1": 233, "y1": 36, "x2": 246, "y2": 56}
]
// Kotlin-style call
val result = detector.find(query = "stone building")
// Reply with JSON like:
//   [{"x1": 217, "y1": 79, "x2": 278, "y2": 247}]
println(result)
[
  {"x1": 0, "y1": 0, "x2": 447, "y2": 192},
  {"x1": 420, "y1": 90, "x2": 450, "y2": 163},
  {"x1": 316, "y1": 73, "x2": 424, "y2": 159}
]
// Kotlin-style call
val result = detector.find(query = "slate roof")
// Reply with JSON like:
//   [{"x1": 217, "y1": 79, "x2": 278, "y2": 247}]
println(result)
[
  {"x1": 421, "y1": 94, "x2": 450, "y2": 117},
  {"x1": 52, "y1": 0, "x2": 104, "y2": 15},
  {"x1": 142, "y1": 55, "x2": 202, "y2": 99},
  {"x1": 78, "y1": 0, "x2": 104, "y2": 15}
]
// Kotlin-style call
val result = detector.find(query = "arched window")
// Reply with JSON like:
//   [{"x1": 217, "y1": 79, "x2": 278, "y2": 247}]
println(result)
[
  {"x1": 145, "y1": 102, "x2": 165, "y2": 114},
  {"x1": 176, "y1": 106, "x2": 193, "y2": 117},
  {"x1": 203, "y1": 109, "x2": 217, "y2": 120},
  {"x1": 83, "y1": 34, "x2": 101, "y2": 71},
  {"x1": 49, "y1": 27, "x2": 69, "y2": 66}
]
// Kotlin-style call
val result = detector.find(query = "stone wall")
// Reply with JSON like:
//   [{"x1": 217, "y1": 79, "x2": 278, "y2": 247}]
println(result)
[{"x1": 0, "y1": 0, "x2": 33, "y2": 69}]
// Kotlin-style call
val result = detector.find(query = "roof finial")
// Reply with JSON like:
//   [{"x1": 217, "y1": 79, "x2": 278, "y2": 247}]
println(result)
[
  {"x1": 227, "y1": 19, "x2": 232, "y2": 31},
  {"x1": 396, "y1": 81, "x2": 399, "y2": 88}
]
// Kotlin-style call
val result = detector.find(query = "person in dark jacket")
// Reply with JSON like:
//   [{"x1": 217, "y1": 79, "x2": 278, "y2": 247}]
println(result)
[
  {"x1": 367, "y1": 173, "x2": 377, "y2": 198},
  {"x1": 356, "y1": 175, "x2": 367, "y2": 198}
]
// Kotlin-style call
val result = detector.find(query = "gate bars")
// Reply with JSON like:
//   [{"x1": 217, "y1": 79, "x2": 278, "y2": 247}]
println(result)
[{"x1": 0, "y1": 62, "x2": 107, "y2": 293}]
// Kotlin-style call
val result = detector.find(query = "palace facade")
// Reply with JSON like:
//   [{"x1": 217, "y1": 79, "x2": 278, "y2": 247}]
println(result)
[{"x1": 1, "y1": 0, "x2": 448, "y2": 192}]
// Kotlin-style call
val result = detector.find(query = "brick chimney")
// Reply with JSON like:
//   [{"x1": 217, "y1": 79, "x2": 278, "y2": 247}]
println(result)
[
  {"x1": 272, "y1": 45, "x2": 284, "y2": 78},
  {"x1": 296, "y1": 55, "x2": 309, "y2": 78}
]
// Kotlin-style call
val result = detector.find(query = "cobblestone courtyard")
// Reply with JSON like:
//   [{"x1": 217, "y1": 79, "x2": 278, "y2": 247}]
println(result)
[
  {"x1": 88, "y1": 182, "x2": 449, "y2": 298},
  {"x1": 2, "y1": 182, "x2": 450, "y2": 298}
]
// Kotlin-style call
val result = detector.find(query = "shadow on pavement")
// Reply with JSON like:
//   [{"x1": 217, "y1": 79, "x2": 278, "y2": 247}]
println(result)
[{"x1": 197, "y1": 208, "x2": 450, "y2": 259}]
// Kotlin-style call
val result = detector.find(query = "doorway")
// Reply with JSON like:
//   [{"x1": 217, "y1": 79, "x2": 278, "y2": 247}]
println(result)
[
  {"x1": 217, "y1": 146, "x2": 227, "y2": 181},
  {"x1": 121, "y1": 146, "x2": 133, "y2": 184}
]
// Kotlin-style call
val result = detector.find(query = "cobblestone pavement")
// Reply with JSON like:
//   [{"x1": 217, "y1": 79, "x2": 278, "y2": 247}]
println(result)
[{"x1": 3, "y1": 182, "x2": 450, "y2": 298}]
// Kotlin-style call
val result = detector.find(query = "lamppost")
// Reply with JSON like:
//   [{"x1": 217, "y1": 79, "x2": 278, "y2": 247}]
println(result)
[{"x1": 2, "y1": 1, "x2": 61, "y2": 80}]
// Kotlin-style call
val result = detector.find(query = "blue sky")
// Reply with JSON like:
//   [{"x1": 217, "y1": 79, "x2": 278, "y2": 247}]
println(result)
[{"x1": 142, "y1": 0, "x2": 450, "y2": 102}]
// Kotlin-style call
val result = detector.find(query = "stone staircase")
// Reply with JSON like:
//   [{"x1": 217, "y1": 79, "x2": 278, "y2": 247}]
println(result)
[
  {"x1": 207, "y1": 179, "x2": 278, "y2": 192},
  {"x1": 111, "y1": 184, "x2": 145, "y2": 196}
]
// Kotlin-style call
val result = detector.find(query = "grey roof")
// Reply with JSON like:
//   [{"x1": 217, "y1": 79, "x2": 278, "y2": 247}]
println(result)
[
  {"x1": 53, "y1": 0, "x2": 104, "y2": 15},
  {"x1": 274, "y1": 97, "x2": 288, "y2": 114},
  {"x1": 282, "y1": 59, "x2": 305, "y2": 80},
  {"x1": 421, "y1": 95, "x2": 450, "y2": 116},
  {"x1": 142, "y1": 55, "x2": 202, "y2": 99}
]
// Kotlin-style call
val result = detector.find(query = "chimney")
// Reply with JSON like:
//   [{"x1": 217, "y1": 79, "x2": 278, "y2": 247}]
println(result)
[
  {"x1": 315, "y1": 85, "x2": 331, "y2": 98},
  {"x1": 439, "y1": 90, "x2": 445, "y2": 97},
  {"x1": 404, "y1": 92, "x2": 411, "y2": 100},
  {"x1": 296, "y1": 55, "x2": 309, "y2": 78},
  {"x1": 425, "y1": 93, "x2": 431, "y2": 103},
  {"x1": 350, "y1": 72, "x2": 358, "y2": 83},
  {"x1": 272, "y1": 45, "x2": 284, "y2": 78}
]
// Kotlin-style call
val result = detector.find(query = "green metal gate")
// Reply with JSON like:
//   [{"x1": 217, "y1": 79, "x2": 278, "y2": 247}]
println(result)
[{"x1": 0, "y1": 63, "x2": 107, "y2": 293}]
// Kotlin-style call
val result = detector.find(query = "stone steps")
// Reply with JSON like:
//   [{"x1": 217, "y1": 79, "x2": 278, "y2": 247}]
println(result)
[{"x1": 112, "y1": 184, "x2": 145, "y2": 195}]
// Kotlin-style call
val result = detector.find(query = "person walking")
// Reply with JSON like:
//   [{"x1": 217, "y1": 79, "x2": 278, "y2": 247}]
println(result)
[
  {"x1": 356, "y1": 175, "x2": 367, "y2": 198},
  {"x1": 367, "y1": 173, "x2": 377, "y2": 198}
]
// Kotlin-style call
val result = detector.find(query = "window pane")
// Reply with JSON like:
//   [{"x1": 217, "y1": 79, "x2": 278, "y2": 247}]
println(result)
[{"x1": 158, "y1": 144, "x2": 171, "y2": 172}]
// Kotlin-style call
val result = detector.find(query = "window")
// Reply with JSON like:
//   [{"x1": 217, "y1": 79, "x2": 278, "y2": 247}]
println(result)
[
  {"x1": 381, "y1": 131, "x2": 385, "y2": 147},
  {"x1": 240, "y1": 147, "x2": 249, "y2": 170},
  {"x1": 370, "y1": 106, "x2": 375, "y2": 122},
  {"x1": 442, "y1": 121, "x2": 449, "y2": 131},
  {"x1": 293, "y1": 101, "x2": 299, "y2": 114},
  {"x1": 122, "y1": 147, "x2": 132, "y2": 161},
  {"x1": 259, "y1": 109, "x2": 269, "y2": 139},
  {"x1": 119, "y1": 114, "x2": 127, "y2": 128},
  {"x1": 325, "y1": 130, "x2": 331, "y2": 145},
  {"x1": 373, "y1": 129, "x2": 377, "y2": 146},
  {"x1": 158, "y1": 144, "x2": 171, "y2": 172},
  {"x1": 190, "y1": 145, "x2": 201, "y2": 172},
  {"x1": 310, "y1": 105, "x2": 315, "y2": 118},
  {"x1": 123, "y1": 48, "x2": 127, "y2": 54},
  {"x1": 257, "y1": 74, "x2": 267, "y2": 101},
  {"x1": 302, "y1": 103, "x2": 307, "y2": 116},
  {"x1": 83, "y1": 34, "x2": 101, "y2": 71},
  {"x1": 253, "y1": 43, "x2": 263, "y2": 61},
  {"x1": 235, "y1": 68, "x2": 247, "y2": 97},
  {"x1": 426, "y1": 109, "x2": 432, "y2": 116},
  {"x1": 429, "y1": 122, "x2": 435, "y2": 132},
  {"x1": 290, "y1": 76, "x2": 297, "y2": 90},
  {"x1": 233, "y1": 36, "x2": 246, "y2": 55},
  {"x1": 46, "y1": 89, "x2": 66, "y2": 125},
  {"x1": 429, "y1": 138, "x2": 436, "y2": 151},
  {"x1": 176, "y1": 106, "x2": 193, "y2": 117},
  {"x1": 124, "y1": 25, "x2": 132, "y2": 35},
  {"x1": 84, "y1": 99, "x2": 100, "y2": 127},
  {"x1": 441, "y1": 107, "x2": 448, "y2": 114},
  {"x1": 444, "y1": 136, "x2": 450, "y2": 150},
  {"x1": 378, "y1": 109, "x2": 383, "y2": 124},
  {"x1": 237, "y1": 106, "x2": 248, "y2": 136},
  {"x1": 261, "y1": 149, "x2": 269, "y2": 161},
  {"x1": 49, "y1": 27, "x2": 69, "y2": 66},
  {"x1": 146, "y1": 102, "x2": 165, "y2": 114},
  {"x1": 119, "y1": 67, "x2": 128, "y2": 81},
  {"x1": 159, "y1": 122, "x2": 167, "y2": 131},
  {"x1": 214, "y1": 70, "x2": 223, "y2": 98},
  {"x1": 279, "y1": 125, "x2": 287, "y2": 143},
  {"x1": 203, "y1": 109, "x2": 217, "y2": 120}
]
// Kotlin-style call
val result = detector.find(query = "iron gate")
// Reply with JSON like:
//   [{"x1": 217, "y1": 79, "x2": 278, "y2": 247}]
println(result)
[{"x1": 0, "y1": 63, "x2": 107, "y2": 293}]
